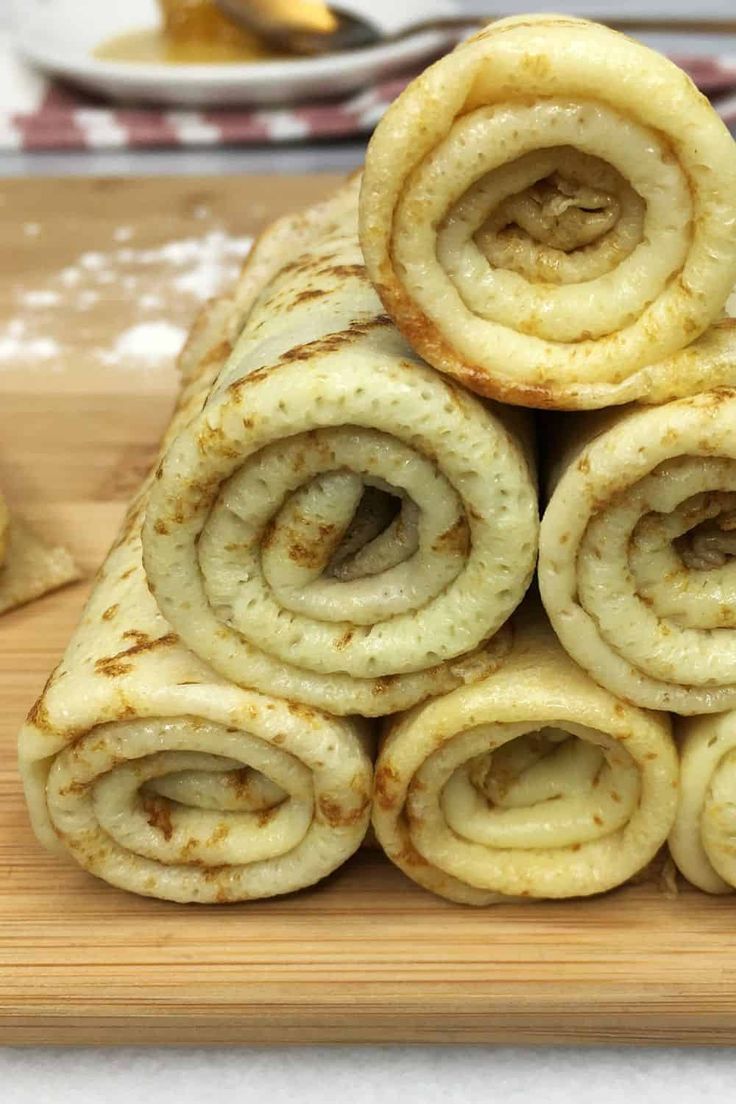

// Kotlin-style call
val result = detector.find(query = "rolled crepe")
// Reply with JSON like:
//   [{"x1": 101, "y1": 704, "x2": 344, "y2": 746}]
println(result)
[
  {"x1": 18, "y1": 304, "x2": 372, "y2": 905},
  {"x1": 373, "y1": 605, "x2": 677, "y2": 904},
  {"x1": 359, "y1": 15, "x2": 736, "y2": 410},
  {"x1": 668, "y1": 713, "x2": 736, "y2": 894},
  {"x1": 142, "y1": 176, "x2": 538, "y2": 717},
  {"x1": 0, "y1": 488, "x2": 80, "y2": 616},
  {"x1": 538, "y1": 358, "x2": 736, "y2": 715}
]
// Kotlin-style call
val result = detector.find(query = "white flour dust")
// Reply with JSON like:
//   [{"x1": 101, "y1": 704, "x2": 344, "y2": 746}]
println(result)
[
  {"x1": 119, "y1": 232, "x2": 254, "y2": 301},
  {"x1": 1, "y1": 224, "x2": 253, "y2": 372},
  {"x1": 101, "y1": 322, "x2": 187, "y2": 367},
  {"x1": 19, "y1": 289, "x2": 61, "y2": 308},
  {"x1": 0, "y1": 319, "x2": 60, "y2": 365}
]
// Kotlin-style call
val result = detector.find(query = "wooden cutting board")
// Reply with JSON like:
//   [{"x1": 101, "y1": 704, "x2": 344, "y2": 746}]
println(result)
[{"x1": 2, "y1": 175, "x2": 736, "y2": 1047}]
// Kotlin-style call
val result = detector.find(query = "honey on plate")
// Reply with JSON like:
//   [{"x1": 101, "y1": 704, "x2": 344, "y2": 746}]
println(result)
[{"x1": 95, "y1": 0, "x2": 287, "y2": 64}]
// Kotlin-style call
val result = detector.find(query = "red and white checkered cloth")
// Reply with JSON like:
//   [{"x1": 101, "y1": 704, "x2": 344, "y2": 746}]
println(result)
[
  {"x1": 2, "y1": 37, "x2": 735, "y2": 151},
  {"x1": 4, "y1": 78, "x2": 416, "y2": 150}
]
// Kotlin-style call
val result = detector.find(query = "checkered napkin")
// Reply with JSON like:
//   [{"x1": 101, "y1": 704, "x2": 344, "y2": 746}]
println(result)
[{"x1": 1, "y1": 31, "x2": 735, "y2": 151}]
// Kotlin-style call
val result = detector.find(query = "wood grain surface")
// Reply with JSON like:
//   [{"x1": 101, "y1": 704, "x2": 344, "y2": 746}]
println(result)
[{"x1": 2, "y1": 176, "x2": 736, "y2": 1047}]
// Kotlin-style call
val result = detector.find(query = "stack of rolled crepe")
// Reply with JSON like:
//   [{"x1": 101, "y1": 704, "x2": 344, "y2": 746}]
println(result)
[
  {"x1": 18, "y1": 175, "x2": 538, "y2": 902},
  {"x1": 537, "y1": 392, "x2": 736, "y2": 901},
  {"x1": 19, "y1": 13, "x2": 736, "y2": 907},
  {"x1": 360, "y1": 13, "x2": 736, "y2": 902}
]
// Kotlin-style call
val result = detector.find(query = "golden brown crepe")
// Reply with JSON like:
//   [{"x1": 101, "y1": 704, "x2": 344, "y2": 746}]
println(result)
[
  {"x1": 360, "y1": 15, "x2": 736, "y2": 410},
  {"x1": 141, "y1": 176, "x2": 539, "y2": 717},
  {"x1": 373, "y1": 604, "x2": 678, "y2": 904},
  {"x1": 0, "y1": 490, "x2": 80, "y2": 616}
]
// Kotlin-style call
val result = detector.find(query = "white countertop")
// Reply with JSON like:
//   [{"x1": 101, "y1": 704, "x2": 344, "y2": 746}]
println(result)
[
  {"x1": 3, "y1": 2, "x2": 736, "y2": 1097},
  {"x1": 3, "y1": 1044, "x2": 736, "y2": 1102}
]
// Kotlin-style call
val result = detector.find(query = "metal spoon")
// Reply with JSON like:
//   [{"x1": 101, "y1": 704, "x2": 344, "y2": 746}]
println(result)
[{"x1": 215, "y1": 1, "x2": 736, "y2": 56}]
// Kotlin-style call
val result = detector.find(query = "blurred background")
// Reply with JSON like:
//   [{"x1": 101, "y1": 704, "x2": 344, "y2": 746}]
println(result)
[{"x1": 2, "y1": 0, "x2": 735, "y2": 178}]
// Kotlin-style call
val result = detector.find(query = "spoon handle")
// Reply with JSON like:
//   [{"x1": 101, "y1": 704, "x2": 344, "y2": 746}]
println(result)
[{"x1": 401, "y1": 15, "x2": 736, "y2": 37}]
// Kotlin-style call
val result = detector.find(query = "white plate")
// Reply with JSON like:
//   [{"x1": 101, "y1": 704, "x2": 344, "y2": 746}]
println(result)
[{"x1": 14, "y1": 0, "x2": 457, "y2": 107}]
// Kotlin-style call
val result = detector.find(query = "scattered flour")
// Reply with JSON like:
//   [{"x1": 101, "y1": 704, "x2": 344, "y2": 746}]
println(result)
[
  {"x1": 141, "y1": 293, "x2": 163, "y2": 311},
  {"x1": 0, "y1": 319, "x2": 61, "y2": 365},
  {"x1": 115, "y1": 232, "x2": 253, "y2": 300},
  {"x1": 19, "y1": 289, "x2": 61, "y2": 308},
  {"x1": 101, "y1": 322, "x2": 187, "y2": 367},
  {"x1": 78, "y1": 290, "x2": 101, "y2": 309},
  {"x1": 2, "y1": 227, "x2": 253, "y2": 373},
  {"x1": 0, "y1": 334, "x2": 60, "y2": 364},
  {"x1": 59, "y1": 268, "x2": 82, "y2": 288},
  {"x1": 35, "y1": 231, "x2": 252, "y2": 305},
  {"x1": 80, "y1": 252, "x2": 107, "y2": 272}
]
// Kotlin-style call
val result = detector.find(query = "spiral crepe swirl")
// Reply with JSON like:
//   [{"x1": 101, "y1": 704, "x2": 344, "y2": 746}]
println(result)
[
  {"x1": 18, "y1": 305, "x2": 372, "y2": 905},
  {"x1": 142, "y1": 177, "x2": 538, "y2": 717},
  {"x1": 538, "y1": 352, "x2": 736, "y2": 715},
  {"x1": 359, "y1": 14, "x2": 736, "y2": 410},
  {"x1": 668, "y1": 712, "x2": 736, "y2": 895},
  {"x1": 0, "y1": 488, "x2": 79, "y2": 616},
  {"x1": 373, "y1": 605, "x2": 677, "y2": 905}
]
